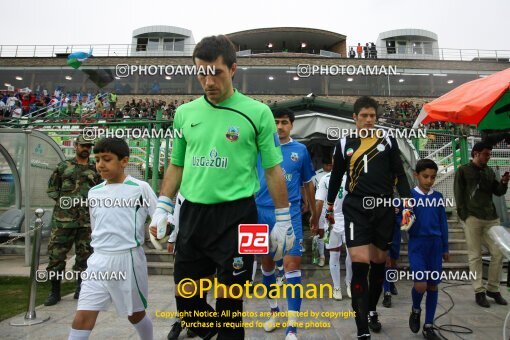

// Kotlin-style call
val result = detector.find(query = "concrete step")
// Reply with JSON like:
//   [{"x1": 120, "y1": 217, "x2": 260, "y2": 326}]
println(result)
[
  {"x1": 397, "y1": 262, "x2": 470, "y2": 271},
  {"x1": 447, "y1": 219, "x2": 462, "y2": 229},
  {"x1": 446, "y1": 228, "x2": 465, "y2": 239},
  {"x1": 400, "y1": 238, "x2": 467, "y2": 251},
  {"x1": 398, "y1": 250, "x2": 468, "y2": 263},
  {"x1": 147, "y1": 261, "x2": 173, "y2": 275},
  {"x1": 145, "y1": 249, "x2": 174, "y2": 262}
]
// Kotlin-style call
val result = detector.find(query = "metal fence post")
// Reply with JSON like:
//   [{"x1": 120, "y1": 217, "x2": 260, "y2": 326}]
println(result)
[
  {"x1": 151, "y1": 110, "x2": 162, "y2": 192},
  {"x1": 163, "y1": 133, "x2": 170, "y2": 175},
  {"x1": 10, "y1": 209, "x2": 50, "y2": 326},
  {"x1": 458, "y1": 126, "x2": 469, "y2": 165},
  {"x1": 451, "y1": 136, "x2": 459, "y2": 171},
  {"x1": 144, "y1": 135, "x2": 151, "y2": 182}
]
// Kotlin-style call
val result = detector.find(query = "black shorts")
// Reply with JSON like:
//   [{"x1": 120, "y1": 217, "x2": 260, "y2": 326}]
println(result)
[
  {"x1": 174, "y1": 196, "x2": 257, "y2": 285},
  {"x1": 343, "y1": 194, "x2": 394, "y2": 251}
]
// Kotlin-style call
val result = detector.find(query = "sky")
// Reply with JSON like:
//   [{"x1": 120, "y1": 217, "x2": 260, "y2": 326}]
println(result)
[{"x1": 2, "y1": 0, "x2": 509, "y2": 51}]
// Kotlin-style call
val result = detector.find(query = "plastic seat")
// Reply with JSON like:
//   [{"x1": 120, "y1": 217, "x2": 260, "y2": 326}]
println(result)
[{"x1": 0, "y1": 209, "x2": 25, "y2": 237}]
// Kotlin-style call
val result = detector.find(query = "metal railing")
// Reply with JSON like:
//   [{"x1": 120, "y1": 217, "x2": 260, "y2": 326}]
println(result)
[
  {"x1": 0, "y1": 43, "x2": 509, "y2": 62},
  {"x1": 347, "y1": 45, "x2": 510, "y2": 62},
  {"x1": 0, "y1": 44, "x2": 195, "y2": 58}
]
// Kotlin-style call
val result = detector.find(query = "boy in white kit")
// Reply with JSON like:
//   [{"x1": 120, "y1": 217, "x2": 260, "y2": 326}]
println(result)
[
  {"x1": 315, "y1": 172, "x2": 352, "y2": 300},
  {"x1": 68, "y1": 138, "x2": 157, "y2": 340}
]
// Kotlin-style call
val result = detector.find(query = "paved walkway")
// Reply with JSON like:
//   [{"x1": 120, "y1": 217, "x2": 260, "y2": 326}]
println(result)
[{"x1": 1, "y1": 256, "x2": 509, "y2": 340}]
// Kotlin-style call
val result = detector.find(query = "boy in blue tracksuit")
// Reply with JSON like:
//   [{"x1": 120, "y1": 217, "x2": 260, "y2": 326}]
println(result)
[{"x1": 407, "y1": 159, "x2": 449, "y2": 340}]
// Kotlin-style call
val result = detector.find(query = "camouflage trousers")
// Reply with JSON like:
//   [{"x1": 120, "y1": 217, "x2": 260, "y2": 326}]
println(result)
[{"x1": 46, "y1": 227, "x2": 92, "y2": 274}]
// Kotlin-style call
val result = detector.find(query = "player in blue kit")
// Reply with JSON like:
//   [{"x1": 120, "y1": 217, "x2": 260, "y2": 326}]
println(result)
[
  {"x1": 256, "y1": 110, "x2": 318, "y2": 340},
  {"x1": 407, "y1": 159, "x2": 449, "y2": 340}
]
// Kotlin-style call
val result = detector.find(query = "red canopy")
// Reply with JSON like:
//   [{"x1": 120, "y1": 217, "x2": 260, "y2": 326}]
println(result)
[{"x1": 417, "y1": 68, "x2": 510, "y2": 126}]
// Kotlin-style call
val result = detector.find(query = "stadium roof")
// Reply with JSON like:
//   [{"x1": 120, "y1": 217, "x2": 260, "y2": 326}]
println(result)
[{"x1": 226, "y1": 27, "x2": 346, "y2": 54}]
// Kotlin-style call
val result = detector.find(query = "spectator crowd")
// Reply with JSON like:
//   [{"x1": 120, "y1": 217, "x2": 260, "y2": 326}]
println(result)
[{"x1": 0, "y1": 87, "x2": 189, "y2": 121}]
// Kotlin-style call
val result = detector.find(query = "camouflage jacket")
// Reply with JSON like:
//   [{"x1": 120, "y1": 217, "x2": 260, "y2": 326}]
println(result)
[{"x1": 47, "y1": 158, "x2": 101, "y2": 228}]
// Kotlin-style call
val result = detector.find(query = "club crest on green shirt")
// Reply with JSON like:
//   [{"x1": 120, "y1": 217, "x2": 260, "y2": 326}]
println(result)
[{"x1": 226, "y1": 126, "x2": 240, "y2": 142}]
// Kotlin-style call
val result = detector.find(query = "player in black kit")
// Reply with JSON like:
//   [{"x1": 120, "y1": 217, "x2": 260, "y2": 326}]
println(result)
[{"x1": 326, "y1": 96, "x2": 411, "y2": 339}]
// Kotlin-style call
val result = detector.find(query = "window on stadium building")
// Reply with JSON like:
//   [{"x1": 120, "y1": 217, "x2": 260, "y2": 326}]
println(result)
[
  {"x1": 147, "y1": 38, "x2": 159, "y2": 51},
  {"x1": 0, "y1": 67, "x2": 484, "y2": 98},
  {"x1": 174, "y1": 39, "x2": 185, "y2": 52}
]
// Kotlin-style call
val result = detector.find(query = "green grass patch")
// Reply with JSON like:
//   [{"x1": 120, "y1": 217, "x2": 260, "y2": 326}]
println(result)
[{"x1": 0, "y1": 276, "x2": 76, "y2": 322}]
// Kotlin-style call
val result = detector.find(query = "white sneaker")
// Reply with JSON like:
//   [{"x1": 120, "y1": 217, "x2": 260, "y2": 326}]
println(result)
[
  {"x1": 276, "y1": 274, "x2": 285, "y2": 286},
  {"x1": 285, "y1": 331, "x2": 298, "y2": 340},
  {"x1": 333, "y1": 287, "x2": 343, "y2": 301},
  {"x1": 263, "y1": 312, "x2": 279, "y2": 332},
  {"x1": 318, "y1": 256, "x2": 325, "y2": 267},
  {"x1": 346, "y1": 282, "x2": 351, "y2": 298}
]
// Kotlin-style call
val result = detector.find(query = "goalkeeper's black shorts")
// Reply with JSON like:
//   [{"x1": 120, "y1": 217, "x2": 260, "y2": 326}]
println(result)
[
  {"x1": 343, "y1": 194, "x2": 395, "y2": 251},
  {"x1": 173, "y1": 196, "x2": 256, "y2": 286}
]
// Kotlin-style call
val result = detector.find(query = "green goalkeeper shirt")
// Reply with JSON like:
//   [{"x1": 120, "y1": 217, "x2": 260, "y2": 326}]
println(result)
[{"x1": 171, "y1": 90, "x2": 283, "y2": 204}]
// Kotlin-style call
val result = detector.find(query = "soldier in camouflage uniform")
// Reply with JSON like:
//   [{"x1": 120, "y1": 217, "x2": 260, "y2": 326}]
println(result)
[{"x1": 44, "y1": 135, "x2": 101, "y2": 306}]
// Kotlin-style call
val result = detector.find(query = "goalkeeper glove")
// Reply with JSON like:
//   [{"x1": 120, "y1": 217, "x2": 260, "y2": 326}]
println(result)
[
  {"x1": 270, "y1": 206, "x2": 295, "y2": 262},
  {"x1": 150, "y1": 196, "x2": 174, "y2": 239},
  {"x1": 401, "y1": 208, "x2": 416, "y2": 231}
]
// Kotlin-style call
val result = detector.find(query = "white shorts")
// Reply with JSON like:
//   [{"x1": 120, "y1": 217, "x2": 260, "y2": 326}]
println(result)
[
  {"x1": 319, "y1": 217, "x2": 344, "y2": 231},
  {"x1": 326, "y1": 231, "x2": 346, "y2": 250},
  {"x1": 77, "y1": 246, "x2": 148, "y2": 316}
]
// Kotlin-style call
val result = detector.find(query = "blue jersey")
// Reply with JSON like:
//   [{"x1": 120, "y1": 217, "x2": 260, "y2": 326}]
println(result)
[
  {"x1": 408, "y1": 187, "x2": 449, "y2": 253},
  {"x1": 256, "y1": 139, "x2": 315, "y2": 207}
]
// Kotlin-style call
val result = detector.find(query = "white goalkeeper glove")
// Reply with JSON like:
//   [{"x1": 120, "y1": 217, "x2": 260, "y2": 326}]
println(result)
[
  {"x1": 401, "y1": 208, "x2": 416, "y2": 231},
  {"x1": 150, "y1": 196, "x2": 174, "y2": 240},
  {"x1": 270, "y1": 206, "x2": 295, "y2": 262}
]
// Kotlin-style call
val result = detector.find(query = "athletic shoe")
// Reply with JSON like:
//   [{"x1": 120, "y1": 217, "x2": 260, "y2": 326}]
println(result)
[
  {"x1": 367, "y1": 311, "x2": 381, "y2": 332},
  {"x1": 422, "y1": 325, "x2": 441, "y2": 340},
  {"x1": 333, "y1": 287, "x2": 343, "y2": 300},
  {"x1": 382, "y1": 292, "x2": 392, "y2": 308},
  {"x1": 167, "y1": 320, "x2": 183, "y2": 340},
  {"x1": 346, "y1": 281, "x2": 351, "y2": 298},
  {"x1": 357, "y1": 333, "x2": 371, "y2": 339},
  {"x1": 318, "y1": 256, "x2": 325, "y2": 267},
  {"x1": 276, "y1": 271, "x2": 285, "y2": 286},
  {"x1": 390, "y1": 282, "x2": 398, "y2": 295},
  {"x1": 409, "y1": 308, "x2": 421, "y2": 333},
  {"x1": 263, "y1": 311, "x2": 279, "y2": 332},
  {"x1": 285, "y1": 331, "x2": 298, "y2": 340}
]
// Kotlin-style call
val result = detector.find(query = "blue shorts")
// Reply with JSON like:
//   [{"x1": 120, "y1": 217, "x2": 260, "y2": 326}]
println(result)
[
  {"x1": 408, "y1": 236, "x2": 443, "y2": 285},
  {"x1": 257, "y1": 203, "x2": 303, "y2": 257},
  {"x1": 388, "y1": 222, "x2": 401, "y2": 260}
]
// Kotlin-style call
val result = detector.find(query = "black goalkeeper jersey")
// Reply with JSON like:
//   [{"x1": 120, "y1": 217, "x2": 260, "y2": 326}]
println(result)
[{"x1": 327, "y1": 134, "x2": 411, "y2": 204}]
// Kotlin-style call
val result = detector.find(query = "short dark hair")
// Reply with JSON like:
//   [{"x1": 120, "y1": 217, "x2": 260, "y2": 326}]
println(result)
[
  {"x1": 415, "y1": 158, "x2": 438, "y2": 173},
  {"x1": 353, "y1": 96, "x2": 378, "y2": 115},
  {"x1": 93, "y1": 138, "x2": 129, "y2": 160},
  {"x1": 471, "y1": 142, "x2": 492, "y2": 158},
  {"x1": 192, "y1": 35, "x2": 237, "y2": 68},
  {"x1": 322, "y1": 156, "x2": 333, "y2": 165},
  {"x1": 273, "y1": 109, "x2": 295, "y2": 123}
]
